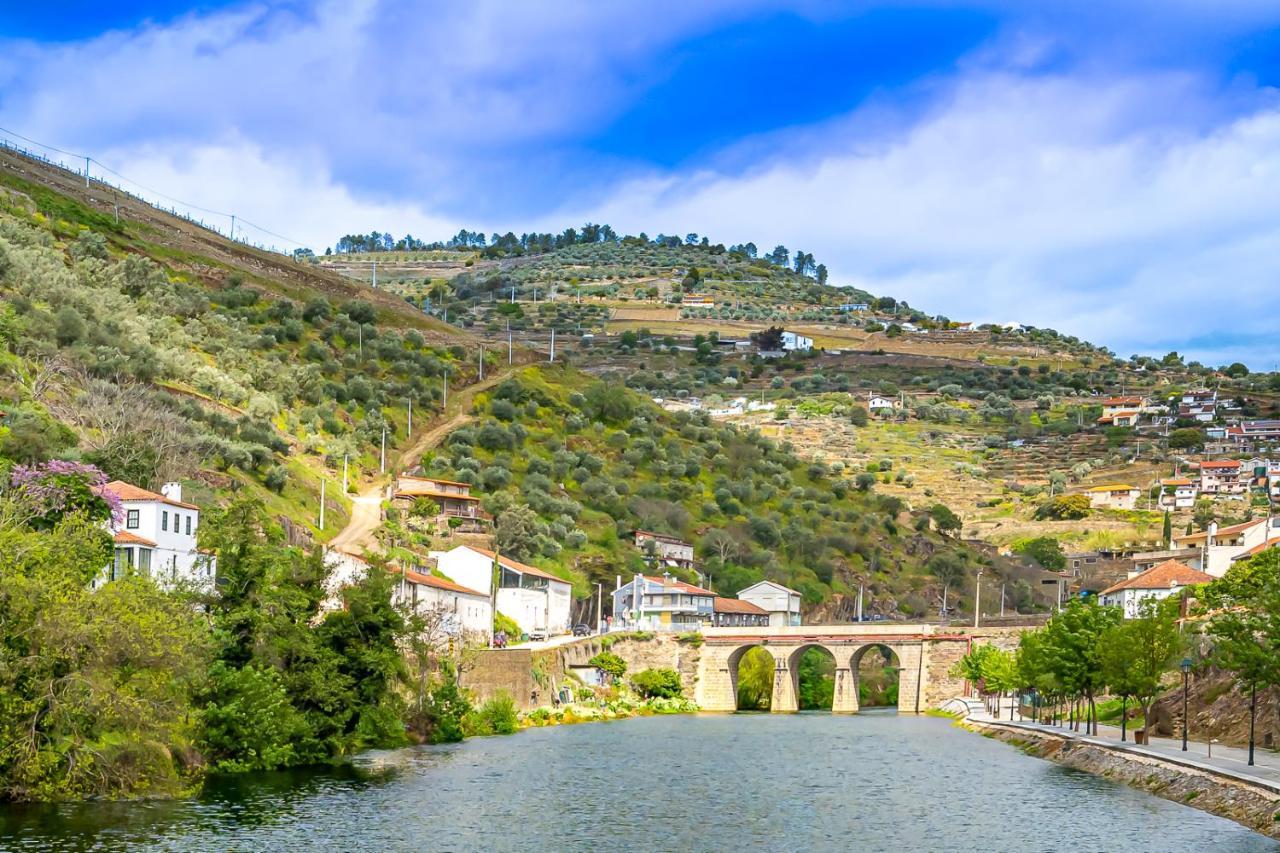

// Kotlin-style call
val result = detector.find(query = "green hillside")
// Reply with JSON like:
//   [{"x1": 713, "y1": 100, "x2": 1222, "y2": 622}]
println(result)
[
  {"x1": 0, "y1": 166, "x2": 481, "y2": 540},
  {"x1": 395, "y1": 365, "x2": 1028, "y2": 618}
]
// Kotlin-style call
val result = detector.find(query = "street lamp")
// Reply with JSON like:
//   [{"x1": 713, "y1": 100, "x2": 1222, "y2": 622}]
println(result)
[
  {"x1": 1180, "y1": 657, "x2": 1192, "y2": 751},
  {"x1": 974, "y1": 569, "x2": 984, "y2": 629},
  {"x1": 1249, "y1": 680, "x2": 1257, "y2": 766}
]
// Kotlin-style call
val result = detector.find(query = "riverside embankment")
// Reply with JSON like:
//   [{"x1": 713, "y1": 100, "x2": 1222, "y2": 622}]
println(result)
[{"x1": 966, "y1": 713, "x2": 1280, "y2": 840}]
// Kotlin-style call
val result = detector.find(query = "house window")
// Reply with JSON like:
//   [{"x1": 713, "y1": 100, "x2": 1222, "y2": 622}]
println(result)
[
  {"x1": 162, "y1": 511, "x2": 169, "y2": 532},
  {"x1": 137, "y1": 548, "x2": 152, "y2": 576},
  {"x1": 112, "y1": 547, "x2": 133, "y2": 581},
  {"x1": 186, "y1": 515, "x2": 192, "y2": 536},
  {"x1": 126, "y1": 509, "x2": 140, "y2": 529}
]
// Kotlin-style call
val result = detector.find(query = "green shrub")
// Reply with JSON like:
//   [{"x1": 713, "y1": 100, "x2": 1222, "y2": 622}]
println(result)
[
  {"x1": 630, "y1": 668, "x2": 683, "y2": 699},
  {"x1": 463, "y1": 691, "x2": 519, "y2": 736},
  {"x1": 588, "y1": 650, "x2": 627, "y2": 683}
]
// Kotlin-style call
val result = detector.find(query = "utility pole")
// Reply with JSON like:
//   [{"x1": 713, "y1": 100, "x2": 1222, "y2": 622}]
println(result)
[
  {"x1": 508, "y1": 332, "x2": 513, "y2": 365},
  {"x1": 510, "y1": 285, "x2": 515, "y2": 304},
  {"x1": 319, "y1": 479, "x2": 326, "y2": 530},
  {"x1": 342, "y1": 454, "x2": 348, "y2": 494},
  {"x1": 442, "y1": 367, "x2": 448, "y2": 410},
  {"x1": 84, "y1": 156, "x2": 90, "y2": 188},
  {"x1": 230, "y1": 214, "x2": 236, "y2": 242},
  {"x1": 1000, "y1": 583, "x2": 1006, "y2": 617},
  {"x1": 549, "y1": 328, "x2": 555, "y2": 363},
  {"x1": 479, "y1": 346, "x2": 484, "y2": 380},
  {"x1": 380, "y1": 425, "x2": 387, "y2": 473},
  {"x1": 372, "y1": 261, "x2": 377, "y2": 289},
  {"x1": 407, "y1": 398, "x2": 412, "y2": 439},
  {"x1": 856, "y1": 584, "x2": 864, "y2": 622},
  {"x1": 974, "y1": 569, "x2": 984, "y2": 628},
  {"x1": 596, "y1": 582, "x2": 603, "y2": 633},
  {"x1": 358, "y1": 324, "x2": 363, "y2": 360}
]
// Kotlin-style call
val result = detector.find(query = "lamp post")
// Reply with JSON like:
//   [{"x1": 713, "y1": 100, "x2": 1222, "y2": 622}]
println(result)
[
  {"x1": 974, "y1": 569, "x2": 984, "y2": 628},
  {"x1": 1249, "y1": 681, "x2": 1257, "y2": 766},
  {"x1": 1181, "y1": 657, "x2": 1192, "y2": 751}
]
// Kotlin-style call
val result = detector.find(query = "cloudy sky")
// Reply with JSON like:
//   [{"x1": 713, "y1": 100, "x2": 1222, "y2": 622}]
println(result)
[{"x1": 3, "y1": 1, "x2": 1280, "y2": 368}]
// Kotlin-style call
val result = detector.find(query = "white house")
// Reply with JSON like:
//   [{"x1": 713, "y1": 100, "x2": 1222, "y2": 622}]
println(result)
[
  {"x1": 393, "y1": 567, "x2": 493, "y2": 642},
  {"x1": 1198, "y1": 460, "x2": 1245, "y2": 495},
  {"x1": 433, "y1": 546, "x2": 572, "y2": 637},
  {"x1": 1084, "y1": 483, "x2": 1141, "y2": 511},
  {"x1": 1158, "y1": 478, "x2": 1198, "y2": 509},
  {"x1": 868, "y1": 394, "x2": 900, "y2": 414},
  {"x1": 99, "y1": 481, "x2": 212, "y2": 588},
  {"x1": 736, "y1": 580, "x2": 803, "y2": 627},
  {"x1": 780, "y1": 331, "x2": 813, "y2": 351},
  {"x1": 1098, "y1": 560, "x2": 1214, "y2": 618},
  {"x1": 634, "y1": 530, "x2": 695, "y2": 569}
]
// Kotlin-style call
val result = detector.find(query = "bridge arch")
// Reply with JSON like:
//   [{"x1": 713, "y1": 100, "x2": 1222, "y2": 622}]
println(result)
[
  {"x1": 785, "y1": 644, "x2": 839, "y2": 712},
  {"x1": 849, "y1": 643, "x2": 903, "y2": 712},
  {"x1": 727, "y1": 644, "x2": 777, "y2": 711}
]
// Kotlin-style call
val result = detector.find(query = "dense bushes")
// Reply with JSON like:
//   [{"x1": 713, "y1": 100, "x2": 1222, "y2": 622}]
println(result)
[{"x1": 630, "y1": 668, "x2": 683, "y2": 699}]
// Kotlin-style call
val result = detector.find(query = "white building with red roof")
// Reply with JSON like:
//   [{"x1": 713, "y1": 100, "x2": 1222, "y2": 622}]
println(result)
[
  {"x1": 1098, "y1": 560, "x2": 1214, "y2": 618},
  {"x1": 433, "y1": 545, "x2": 572, "y2": 638},
  {"x1": 99, "y1": 480, "x2": 212, "y2": 588},
  {"x1": 392, "y1": 566, "x2": 492, "y2": 642},
  {"x1": 1198, "y1": 459, "x2": 1245, "y2": 495},
  {"x1": 736, "y1": 580, "x2": 804, "y2": 627},
  {"x1": 1173, "y1": 517, "x2": 1280, "y2": 576}
]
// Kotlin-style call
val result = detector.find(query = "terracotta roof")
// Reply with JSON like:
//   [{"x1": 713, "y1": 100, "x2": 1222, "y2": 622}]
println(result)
[
  {"x1": 103, "y1": 480, "x2": 200, "y2": 510},
  {"x1": 641, "y1": 574, "x2": 715, "y2": 595},
  {"x1": 1199, "y1": 460, "x2": 1242, "y2": 469},
  {"x1": 714, "y1": 597, "x2": 768, "y2": 615},
  {"x1": 466, "y1": 547, "x2": 568, "y2": 584},
  {"x1": 1099, "y1": 560, "x2": 1214, "y2": 596},
  {"x1": 113, "y1": 530, "x2": 157, "y2": 546},
  {"x1": 1235, "y1": 540, "x2": 1280, "y2": 560},
  {"x1": 1086, "y1": 483, "x2": 1138, "y2": 493},
  {"x1": 1175, "y1": 518, "x2": 1266, "y2": 543},
  {"x1": 1162, "y1": 478, "x2": 1193, "y2": 486},
  {"x1": 400, "y1": 567, "x2": 487, "y2": 597},
  {"x1": 394, "y1": 488, "x2": 479, "y2": 502},
  {"x1": 398, "y1": 475, "x2": 472, "y2": 489}
]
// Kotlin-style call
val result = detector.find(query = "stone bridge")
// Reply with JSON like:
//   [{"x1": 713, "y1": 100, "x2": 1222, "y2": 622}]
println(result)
[{"x1": 695, "y1": 624, "x2": 1029, "y2": 714}]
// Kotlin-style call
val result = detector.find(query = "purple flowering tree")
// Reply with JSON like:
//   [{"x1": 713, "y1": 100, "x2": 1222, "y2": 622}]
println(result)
[{"x1": 8, "y1": 460, "x2": 123, "y2": 530}]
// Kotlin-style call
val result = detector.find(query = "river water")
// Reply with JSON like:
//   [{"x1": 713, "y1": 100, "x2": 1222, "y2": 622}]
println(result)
[{"x1": 2, "y1": 712, "x2": 1277, "y2": 852}]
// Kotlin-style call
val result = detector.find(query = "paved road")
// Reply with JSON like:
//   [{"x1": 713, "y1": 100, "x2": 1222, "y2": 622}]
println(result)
[{"x1": 969, "y1": 704, "x2": 1280, "y2": 791}]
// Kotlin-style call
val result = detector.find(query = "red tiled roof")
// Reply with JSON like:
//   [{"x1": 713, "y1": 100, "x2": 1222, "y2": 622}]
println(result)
[
  {"x1": 400, "y1": 567, "x2": 487, "y2": 597},
  {"x1": 714, "y1": 597, "x2": 767, "y2": 615},
  {"x1": 113, "y1": 530, "x2": 157, "y2": 547},
  {"x1": 1199, "y1": 460, "x2": 1242, "y2": 469},
  {"x1": 1099, "y1": 560, "x2": 1214, "y2": 596},
  {"x1": 467, "y1": 547, "x2": 568, "y2": 584},
  {"x1": 399, "y1": 475, "x2": 472, "y2": 489},
  {"x1": 103, "y1": 480, "x2": 199, "y2": 510},
  {"x1": 642, "y1": 574, "x2": 715, "y2": 595},
  {"x1": 1176, "y1": 518, "x2": 1265, "y2": 543},
  {"x1": 1235, "y1": 540, "x2": 1280, "y2": 559},
  {"x1": 394, "y1": 488, "x2": 479, "y2": 502},
  {"x1": 1162, "y1": 478, "x2": 1193, "y2": 486}
]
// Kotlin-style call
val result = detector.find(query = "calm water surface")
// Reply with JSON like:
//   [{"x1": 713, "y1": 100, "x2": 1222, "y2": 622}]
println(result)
[{"x1": 2, "y1": 712, "x2": 1277, "y2": 852}]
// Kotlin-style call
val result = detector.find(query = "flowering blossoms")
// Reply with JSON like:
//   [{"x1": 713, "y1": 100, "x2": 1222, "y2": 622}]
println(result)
[{"x1": 8, "y1": 460, "x2": 124, "y2": 527}]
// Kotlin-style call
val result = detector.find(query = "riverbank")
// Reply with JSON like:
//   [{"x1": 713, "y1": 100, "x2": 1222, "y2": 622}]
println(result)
[
  {"x1": 519, "y1": 695, "x2": 697, "y2": 728},
  {"x1": 965, "y1": 715, "x2": 1280, "y2": 840}
]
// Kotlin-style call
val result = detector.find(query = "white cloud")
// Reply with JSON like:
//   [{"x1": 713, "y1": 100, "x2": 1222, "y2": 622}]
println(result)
[{"x1": 569, "y1": 72, "x2": 1280, "y2": 367}]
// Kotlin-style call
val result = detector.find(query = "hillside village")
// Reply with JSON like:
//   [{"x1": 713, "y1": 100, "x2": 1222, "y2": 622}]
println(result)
[{"x1": 3, "y1": 142, "x2": 1280, "y2": 803}]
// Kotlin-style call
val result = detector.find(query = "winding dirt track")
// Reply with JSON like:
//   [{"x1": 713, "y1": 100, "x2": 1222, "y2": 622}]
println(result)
[{"x1": 329, "y1": 368, "x2": 520, "y2": 556}]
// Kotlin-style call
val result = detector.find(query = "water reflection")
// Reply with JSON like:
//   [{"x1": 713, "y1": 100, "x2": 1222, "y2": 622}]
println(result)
[{"x1": 2, "y1": 714, "x2": 1277, "y2": 852}]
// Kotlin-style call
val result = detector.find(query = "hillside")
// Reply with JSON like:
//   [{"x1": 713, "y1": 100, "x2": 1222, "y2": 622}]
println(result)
[
  {"x1": 0, "y1": 149, "x2": 491, "y2": 545},
  {"x1": 389, "y1": 365, "x2": 1045, "y2": 619}
]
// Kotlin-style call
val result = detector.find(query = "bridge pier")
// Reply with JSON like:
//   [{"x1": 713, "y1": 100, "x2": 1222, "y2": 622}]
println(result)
[
  {"x1": 771, "y1": 657, "x2": 798, "y2": 712},
  {"x1": 833, "y1": 667, "x2": 859, "y2": 714}
]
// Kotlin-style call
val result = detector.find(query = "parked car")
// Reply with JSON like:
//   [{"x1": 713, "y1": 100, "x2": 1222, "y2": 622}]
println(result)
[
  {"x1": 572, "y1": 624, "x2": 592, "y2": 637},
  {"x1": 528, "y1": 628, "x2": 548, "y2": 642}
]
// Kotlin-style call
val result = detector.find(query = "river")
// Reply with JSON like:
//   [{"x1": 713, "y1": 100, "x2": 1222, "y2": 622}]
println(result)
[{"x1": 2, "y1": 712, "x2": 1277, "y2": 852}]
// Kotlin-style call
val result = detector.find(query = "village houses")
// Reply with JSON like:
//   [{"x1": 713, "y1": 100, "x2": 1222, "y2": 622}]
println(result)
[
  {"x1": 391, "y1": 567, "x2": 492, "y2": 642},
  {"x1": 633, "y1": 529, "x2": 696, "y2": 570},
  {"x1": 432, "y1": 545, "x2": 572, "y2": 639},
  {"x1": 1096, "y1": 396, "x2": 1147, "y2": 427},
  {"x1": 736, "y1": 580, "x2": 804, "y2": 627},
  {"x1": 1198, "y1": 460, "x2": 1245, "y2": 495},
  {"x1": 1158, "y1": 478, "x2": 1198, "y2": 509},
  {"x1": 392, "y1": 474, "x2": 487, "y2": 527}
]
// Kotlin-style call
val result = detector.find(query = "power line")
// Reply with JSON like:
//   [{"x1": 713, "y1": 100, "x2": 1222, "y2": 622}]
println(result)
[{"x1": 0, "y1": 124, "x2": 310, "y2": 249}]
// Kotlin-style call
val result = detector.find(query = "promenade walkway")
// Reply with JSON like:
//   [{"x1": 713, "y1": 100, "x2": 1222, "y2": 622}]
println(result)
[{"x1": 968, "y1": 701, "x2": 1280, "y2": 792}]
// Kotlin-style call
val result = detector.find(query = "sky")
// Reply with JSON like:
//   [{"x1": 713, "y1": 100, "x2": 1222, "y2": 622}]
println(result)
[{"x1": 2, "y1": 2, "x2": 1280, "y2": 368}]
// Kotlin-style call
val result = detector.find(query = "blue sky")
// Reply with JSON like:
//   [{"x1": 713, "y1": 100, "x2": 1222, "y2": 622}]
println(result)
[{"x1": 2, "y1": 1, "x2": 1280, "y2": 368}]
